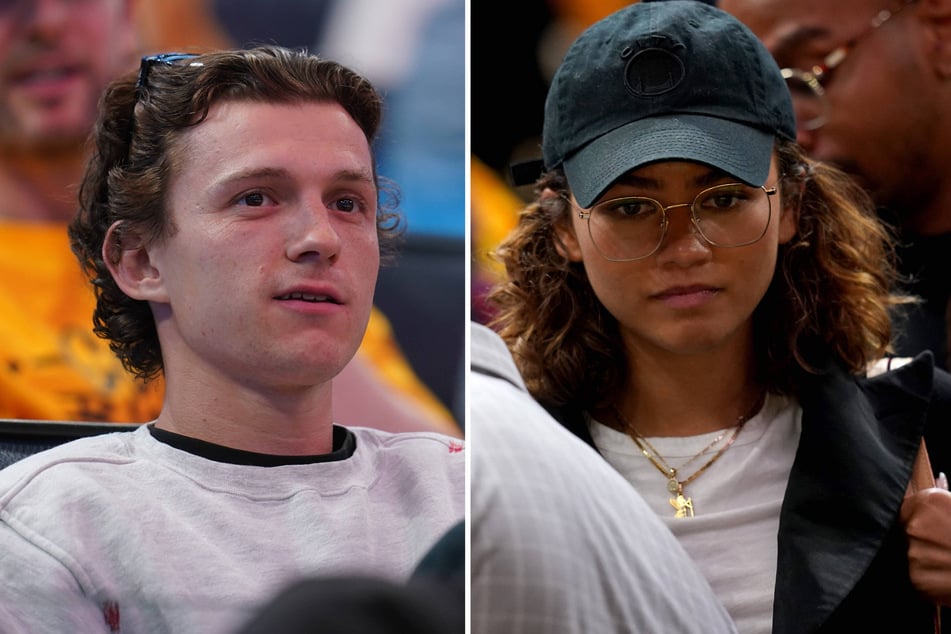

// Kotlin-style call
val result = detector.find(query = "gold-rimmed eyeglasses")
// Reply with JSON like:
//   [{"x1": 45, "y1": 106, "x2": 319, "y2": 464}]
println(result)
[
  {"x1": 572, "y1": 183, "x2": 777, "y2": 262},
  {"x1": 779, "y1": 0, "x2": 916, "y2": 131}
]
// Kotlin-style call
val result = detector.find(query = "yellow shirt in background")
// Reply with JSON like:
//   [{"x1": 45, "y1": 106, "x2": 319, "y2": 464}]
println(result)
[
  {"x1": 0, "y1": 221, "x2": 163, "y2": 422},
  {"x1": 357, "y1": 304, "x2": 457, "y2": 432}
]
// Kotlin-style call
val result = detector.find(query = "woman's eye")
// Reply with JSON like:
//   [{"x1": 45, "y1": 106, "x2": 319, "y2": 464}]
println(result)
[
  {"x1": 600, "y1": 199, "x2": 656, "y2": 219},
  {"x1": 617, "y1": 201, "x2": 654, "y2": 217},
  {"x1": 711, "y1": 194, "x2": 740, "y2": 208}
]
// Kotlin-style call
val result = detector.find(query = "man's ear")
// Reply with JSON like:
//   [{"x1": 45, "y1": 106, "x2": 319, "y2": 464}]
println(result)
[
  {"x1": 917, "y1": 0, "x2": 951, "y2": 78},
  {"x1": 103, "y1": 221, "x2": 169, "y2": 302}
]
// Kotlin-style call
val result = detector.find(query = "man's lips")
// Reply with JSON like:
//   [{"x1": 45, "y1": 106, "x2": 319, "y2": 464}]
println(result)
[
  {"x1": 7, "y1": 64, "x2": 84, "y2": 101},
  {"x1": 12, "y1": 66, "x2": 78, "y2": 86},
  {"x1": 274, "y1": 291, "x2": 341, "y2": 304}
]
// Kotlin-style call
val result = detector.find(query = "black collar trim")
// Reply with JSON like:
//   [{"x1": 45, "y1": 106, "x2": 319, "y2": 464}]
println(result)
[{"x1": 147, "y1": 424, "x2": 356, "y2": 466}]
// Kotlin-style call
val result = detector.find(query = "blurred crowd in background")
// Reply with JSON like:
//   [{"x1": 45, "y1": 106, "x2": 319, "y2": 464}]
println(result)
[{"x1": 471, "y1": 0, "x2": 632, "y2": 324}]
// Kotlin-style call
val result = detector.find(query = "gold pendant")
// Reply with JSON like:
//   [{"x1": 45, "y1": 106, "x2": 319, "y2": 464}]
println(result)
[{"x1": 670, "y1": 493, "x2": 694, "y2": 518}]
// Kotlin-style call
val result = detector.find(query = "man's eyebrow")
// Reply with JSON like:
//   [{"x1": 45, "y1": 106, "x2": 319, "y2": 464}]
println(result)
[
  {"x1": 332, "y1": 168, "x2": 375, "y2": 186},
  {"x1": 212, "y1": 166, "x2": 291, "y2": 189},
  {"x1": 210, "y1": 167, "x2": 375, "y2": 189}
]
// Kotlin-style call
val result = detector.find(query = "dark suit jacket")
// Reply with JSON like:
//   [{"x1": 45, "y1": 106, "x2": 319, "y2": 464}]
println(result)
[{"x1": 548, "y1": 352, "x2": 951, "y2": 634}]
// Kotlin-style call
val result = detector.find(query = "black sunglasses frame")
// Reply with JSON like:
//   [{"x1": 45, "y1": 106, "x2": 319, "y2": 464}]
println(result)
[{"x1": 135, "y1": 53, "x2": 203, "y2": 91}]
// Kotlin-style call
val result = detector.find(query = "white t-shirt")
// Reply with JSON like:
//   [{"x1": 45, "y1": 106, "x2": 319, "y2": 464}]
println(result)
[
  {"x1": 589, "y1": 394, "x2": 802, "y2": 634},
  {"x1": 0, "y1": 424, "x2": 465, "y2": 633}
]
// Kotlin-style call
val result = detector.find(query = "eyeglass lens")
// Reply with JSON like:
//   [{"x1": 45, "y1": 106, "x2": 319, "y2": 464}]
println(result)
[
  {"x1": 586, "y1": 184, "x2": 773, "y2": 261},
  {"x1": 780, "y1": 70, "x2": 828, "y2": 131}
]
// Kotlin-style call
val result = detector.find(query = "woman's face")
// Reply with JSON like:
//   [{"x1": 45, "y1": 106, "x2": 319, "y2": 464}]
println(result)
[{"x1": 557, "y1": 158, "x2": 797, "y2": 362}]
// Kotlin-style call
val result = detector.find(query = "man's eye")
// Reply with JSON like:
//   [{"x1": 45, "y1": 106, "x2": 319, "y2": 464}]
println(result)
[
  {"x1": 239, "y1": 192, "x2": 267, "y2": 207},
  {"x1": 334, "y1": 198, "x2": 356, "y2": 213}
]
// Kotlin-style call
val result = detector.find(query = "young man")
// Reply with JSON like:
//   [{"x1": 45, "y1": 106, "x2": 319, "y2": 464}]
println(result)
[
  {"x1": 0, "y1": 47, "x2": 464, "y2": 633},
  {"x1": 717, "y1": 0, "x2": 951, "y2": 369},
  {"x1": 0, "y1": 0, "x2": 458, "y2": 433}
]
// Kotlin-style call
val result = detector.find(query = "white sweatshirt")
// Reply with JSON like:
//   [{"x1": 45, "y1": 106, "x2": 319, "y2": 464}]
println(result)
[{"x1": 0, "y1": 424, "x2": 465, "y2": 633}]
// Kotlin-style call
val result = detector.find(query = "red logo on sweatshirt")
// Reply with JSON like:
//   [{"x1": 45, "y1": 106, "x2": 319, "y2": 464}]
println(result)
[
  {"x1": 449, "y1": 440, "x2": 463, "y2": 453},
  {"x1": 102, "y1": 600, "x2": 120, "y2": 632}
]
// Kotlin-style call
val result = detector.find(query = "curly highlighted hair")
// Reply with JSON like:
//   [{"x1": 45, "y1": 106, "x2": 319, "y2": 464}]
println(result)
[
  {"x1": 487, "y1": 139, "x2": 909, "y2": 411},
  {"x1": 69, "y1": 46, "x2": 404, "y2": 382}
]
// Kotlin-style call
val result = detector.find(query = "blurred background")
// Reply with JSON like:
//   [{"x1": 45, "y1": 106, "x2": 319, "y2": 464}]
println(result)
[{"x1": 470, "y1": 0, "x2": 632, "y2": 325}]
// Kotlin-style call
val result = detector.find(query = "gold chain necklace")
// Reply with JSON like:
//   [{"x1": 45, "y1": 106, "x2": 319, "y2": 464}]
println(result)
[{"x1": 611, "y1": 391, "x2": 765, "y2": 518}]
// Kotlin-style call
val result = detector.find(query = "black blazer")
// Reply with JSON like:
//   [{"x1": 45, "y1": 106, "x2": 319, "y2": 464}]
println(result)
[{"x1": 548, "y1": 352, "x2": 951, "y2": 633}]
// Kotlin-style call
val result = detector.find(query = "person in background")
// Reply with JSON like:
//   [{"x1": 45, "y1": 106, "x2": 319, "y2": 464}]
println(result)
[
  {"x1": 237, "y1": 520, "x2": 464, "y2": 633},
  {"x1": 470, "y1": 320, "x2": 736, "y2": 634},
  {"x1": 234, "y1": 574, "x2": 462, "y2": 634},
  {"x1": 715, "y1": 0, "x2": 951, "y2": 616},
  {"x1": 0, "y1": 0, "x2": 162, "y2": 420},
  {"x1": 0, "y1": 0, "x2": 458, "y2": 435},
  {"x1": 717, "y1": 0, "x2": 951, "y2": 370},
  {"x1": 486, "y1": 1, "x2": 951, "y2": 631},
  {"x1": 0, "y1": 46, "x2": 464, "y2": 632}
]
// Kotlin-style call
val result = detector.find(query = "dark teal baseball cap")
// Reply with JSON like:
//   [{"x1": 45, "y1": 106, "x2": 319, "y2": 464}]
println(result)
[{"x1": 542, "y1": 0, "x2": 796, "y2": 208}]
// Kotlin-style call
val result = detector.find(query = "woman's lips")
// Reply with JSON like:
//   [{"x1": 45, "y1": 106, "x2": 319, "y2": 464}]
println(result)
[{"x1": 652, "y1": 285, "x2": 720, "y2": 309}]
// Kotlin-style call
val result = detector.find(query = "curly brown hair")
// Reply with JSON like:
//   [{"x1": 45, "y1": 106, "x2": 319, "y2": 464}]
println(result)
[
  {"x1": 69, "y1": 46, "x2": 403, "y2": 382},
  {"x1": 487, "y1": 139, "x2": 909, "y2": 411}
]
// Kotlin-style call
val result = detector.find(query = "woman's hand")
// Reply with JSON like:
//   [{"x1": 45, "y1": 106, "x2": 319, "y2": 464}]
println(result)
[{"x1": 901, "y1": 478, "x2": 951, "y2": 606}]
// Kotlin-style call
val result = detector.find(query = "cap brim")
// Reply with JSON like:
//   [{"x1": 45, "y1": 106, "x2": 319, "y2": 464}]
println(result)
[{"x1": 563, "y1": 114, "x2": 775, "y2": 208}]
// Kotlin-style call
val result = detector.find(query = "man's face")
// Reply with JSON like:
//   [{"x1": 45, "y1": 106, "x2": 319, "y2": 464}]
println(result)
[
  {"x1": 144, "y1": 100, "x2": 381, "y2": 391},
  {"x1": 720, "y1": 0, "x2": 942, "y2": 230},
  {"x1": 0, "y1": 0, "x2": 136, "y2": 151}
]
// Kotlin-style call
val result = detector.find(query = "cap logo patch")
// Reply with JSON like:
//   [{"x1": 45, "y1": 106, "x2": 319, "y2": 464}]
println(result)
[{"x1": 624, "y1": 46, "x2": 685, "y2": 96}]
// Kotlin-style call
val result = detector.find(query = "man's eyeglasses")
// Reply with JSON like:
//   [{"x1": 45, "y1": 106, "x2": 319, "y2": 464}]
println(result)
[
  {"x1": 136, "y1": 53, "x2": 204, "y2": 92},
  {"x1": 572, "y1": 183, "x2": 777, "y2": 262},
  {"x1": 779, "y1": 0, "x2": 916, "y2": 131}
]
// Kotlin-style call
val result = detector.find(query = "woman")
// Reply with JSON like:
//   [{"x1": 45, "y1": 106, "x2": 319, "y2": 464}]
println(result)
[{"x1": 487, "y1": 2, "x2": 951, "y2": 632}]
